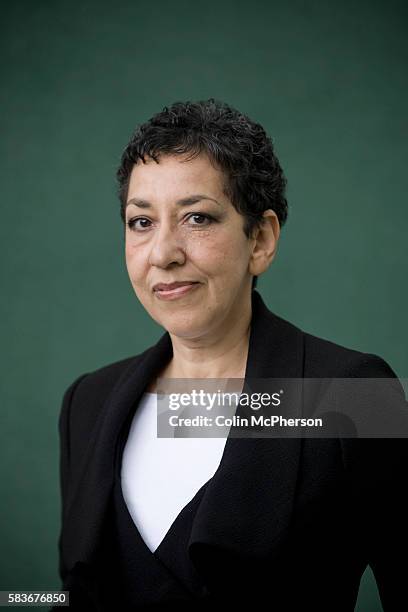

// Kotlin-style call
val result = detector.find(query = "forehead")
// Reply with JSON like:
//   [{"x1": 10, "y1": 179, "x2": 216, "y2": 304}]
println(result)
[{"x1": 127, "y1": 153, "x2": 226, "y2": 200}]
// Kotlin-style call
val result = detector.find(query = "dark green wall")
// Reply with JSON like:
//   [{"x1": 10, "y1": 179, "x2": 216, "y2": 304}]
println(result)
[{"x1": 1, "y1": 1, "x2": 407, "y2": 610}]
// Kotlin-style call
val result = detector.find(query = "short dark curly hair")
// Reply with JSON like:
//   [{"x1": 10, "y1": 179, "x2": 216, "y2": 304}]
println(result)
[{"x1": 116, "y1": 98, "x2": 288, "y2": 290}]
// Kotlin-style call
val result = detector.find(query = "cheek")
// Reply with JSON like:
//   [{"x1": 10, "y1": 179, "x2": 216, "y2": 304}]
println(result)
[
  {"x1": 186, "y1": 229, "x2": 249, "y2": 276},
  {"x1": 125, "y1": 241, "x2": 148, "y2": 282}
]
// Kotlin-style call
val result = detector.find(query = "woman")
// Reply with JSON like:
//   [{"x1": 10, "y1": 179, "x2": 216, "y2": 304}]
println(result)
[{"x1": 54, "y1": 99, "x2": 407, "y2": 611}]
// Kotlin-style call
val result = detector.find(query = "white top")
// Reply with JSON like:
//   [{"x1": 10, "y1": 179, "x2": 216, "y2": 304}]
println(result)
[{"x1": 120, "y1": 392, "x2": 229, "y2": 553}]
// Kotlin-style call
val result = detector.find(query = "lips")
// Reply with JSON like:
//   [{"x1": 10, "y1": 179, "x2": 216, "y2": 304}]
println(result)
[
  {"x1": 153, "y1": 281, "x2": 201, "y2": 301},
  {"x1": 153, "y1": 281, "x2": 198, "y2": 292}
]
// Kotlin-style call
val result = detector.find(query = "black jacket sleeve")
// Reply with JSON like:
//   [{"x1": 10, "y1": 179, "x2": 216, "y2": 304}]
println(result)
[
  {"x1": 340, "y1": 354, "x2": 408, "y2": 611},
  {"x1": 52, "y1": 374, "x2": 90, "y2": 610}
]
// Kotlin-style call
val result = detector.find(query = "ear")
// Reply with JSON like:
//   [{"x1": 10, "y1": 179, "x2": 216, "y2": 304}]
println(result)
[{"x1": 248, "y1": 210, "x2": 281, "y2": 277}]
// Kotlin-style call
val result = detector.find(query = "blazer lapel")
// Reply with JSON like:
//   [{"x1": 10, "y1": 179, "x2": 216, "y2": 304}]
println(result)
[
  {"x1": 187, "y1": 291, "x2": 304, "y2": 578},
  {"x1": 62, "y1": 291, "x2": 305, "y2": 583},
  {"x1": 62, "y1": 331, "x2": 173, "y2": 573}
]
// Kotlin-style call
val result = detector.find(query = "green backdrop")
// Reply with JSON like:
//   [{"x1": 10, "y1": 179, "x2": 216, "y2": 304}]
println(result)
[{"x1": 1, "y1": 1, "x2": 407, "y2": 610}]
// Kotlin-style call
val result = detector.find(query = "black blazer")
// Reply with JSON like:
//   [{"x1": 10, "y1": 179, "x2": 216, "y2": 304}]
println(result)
[{"x1": 54, "y1": 291, "x2": 408, "y2": 611}]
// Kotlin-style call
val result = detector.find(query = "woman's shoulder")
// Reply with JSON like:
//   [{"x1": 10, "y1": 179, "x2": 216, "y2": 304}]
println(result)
[
  {"x1": 300, "y1": 327, "x2": 398, "y2": 379},
  {"x1": 255, "y1": 293, "x2": 398, "y2": 379},
  {"x1": 59, "y1": 347, "x2": 155, "y2": 430}
]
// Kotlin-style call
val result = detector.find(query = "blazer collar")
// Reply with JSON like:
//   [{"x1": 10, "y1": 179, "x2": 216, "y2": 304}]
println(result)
[{"x1": 62, "y1": 290, "x2": 305, "y2": 576}]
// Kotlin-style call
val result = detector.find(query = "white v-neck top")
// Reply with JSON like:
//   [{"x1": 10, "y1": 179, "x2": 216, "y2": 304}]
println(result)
[{"x1": 120, "y1": 392, "x2": 229, "y2": 553}]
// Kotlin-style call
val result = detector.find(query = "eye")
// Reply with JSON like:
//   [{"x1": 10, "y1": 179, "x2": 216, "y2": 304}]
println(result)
[
  {"x1": 127, "y1": 217, "x2": 152, "y2": 231},
  {"x1": 185, "y1": 213, "x2": 213, "y2": 226}
]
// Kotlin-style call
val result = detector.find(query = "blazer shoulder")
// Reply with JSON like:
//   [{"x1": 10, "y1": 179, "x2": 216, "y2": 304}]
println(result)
[
  {"x1": 302, "y1": 329, "x2": 397, "y2": 378},
  {"x1": 59, "y1": 347, "x2": 153, "y2": 438},
  {"x1": 73, "y1": 351, "x2": 143, "y2": 393},
  {"x1": 68, "y1": 352, "x2": 141, "y2": 399}
]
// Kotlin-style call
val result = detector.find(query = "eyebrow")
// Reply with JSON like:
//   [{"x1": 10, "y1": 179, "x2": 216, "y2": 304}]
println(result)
[{"x1": 125, "y1": 194, "x2": 222, "y2": 209}]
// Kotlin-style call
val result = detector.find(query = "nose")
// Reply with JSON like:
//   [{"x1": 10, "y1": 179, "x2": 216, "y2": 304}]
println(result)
[{"x1": 148, "y1": 222, "x2": 186, "y2": 268}]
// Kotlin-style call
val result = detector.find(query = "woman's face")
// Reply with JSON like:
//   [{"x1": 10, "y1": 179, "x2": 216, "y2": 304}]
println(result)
[{"x1": 125, "y1": 152, "x2": 256, "y2": 339}]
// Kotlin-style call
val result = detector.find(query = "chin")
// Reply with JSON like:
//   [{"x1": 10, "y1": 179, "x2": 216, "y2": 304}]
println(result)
[{"x1": 160, "y1": 313, "x2": 212, "y2": 339}]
